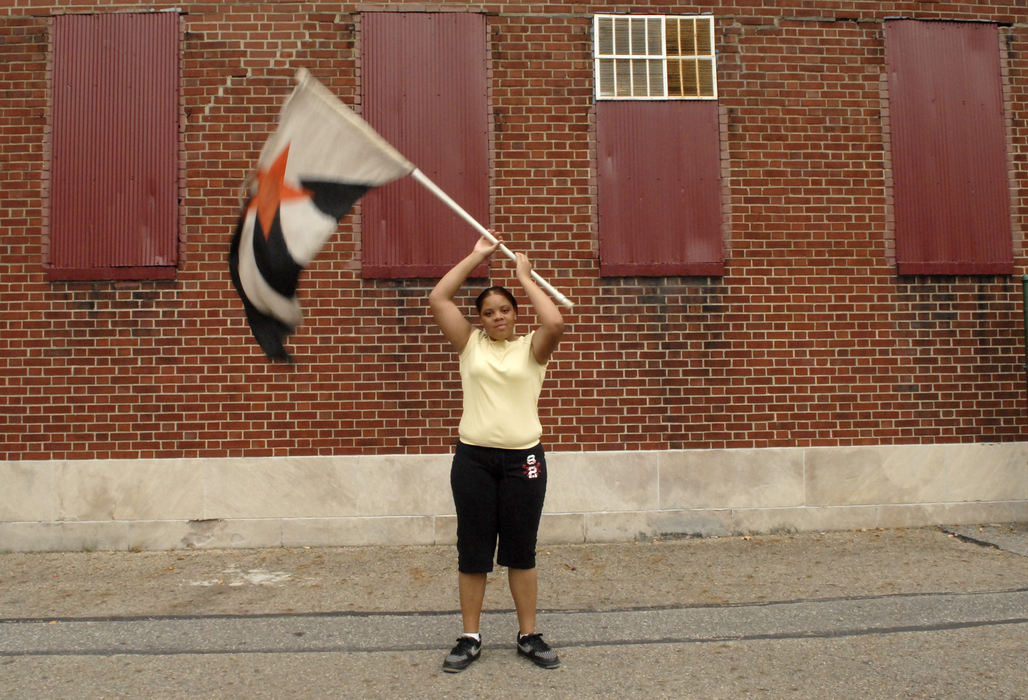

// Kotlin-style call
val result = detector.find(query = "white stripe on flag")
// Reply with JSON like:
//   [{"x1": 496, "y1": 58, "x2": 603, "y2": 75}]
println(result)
[
  {"x1": 236, "y1": 209, "x2": 303, "y2": 328},
  {"x1": 259, "y1": 69, "x2": 414, "y2": 187}
]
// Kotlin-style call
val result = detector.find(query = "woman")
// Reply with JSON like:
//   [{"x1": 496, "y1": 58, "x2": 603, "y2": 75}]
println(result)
[{"x1": 429, "y1": 235, "x2": 565, "y2": 673}]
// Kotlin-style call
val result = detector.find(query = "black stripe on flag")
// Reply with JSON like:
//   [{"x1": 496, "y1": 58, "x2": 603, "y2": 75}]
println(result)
[
  {"x1": 229, "y1": 212, "x2": 296, "y2": 362},
  {"x1": 302, "y1": 180, "x2": 370, "y2": 221},
  {"x1": 229, "y1": 181, "x2": 373, "y2": 362}
]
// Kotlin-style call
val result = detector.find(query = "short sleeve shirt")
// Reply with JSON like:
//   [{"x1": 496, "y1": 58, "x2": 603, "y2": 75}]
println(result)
[{"x1": 458, "y1": 329, "x2": 547, "y2": 449}]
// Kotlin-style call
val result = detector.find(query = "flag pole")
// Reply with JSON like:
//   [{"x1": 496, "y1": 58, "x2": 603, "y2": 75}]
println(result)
[
  {"x1": 410, "y1": 168, "x2": 574, "y2": 310},
  {"x1": 292, "y1": 70, "x2": 571, "y2": 309}
]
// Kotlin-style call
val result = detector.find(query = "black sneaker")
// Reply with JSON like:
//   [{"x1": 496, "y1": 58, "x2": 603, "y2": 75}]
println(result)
[
  {"x1": 442, "y1": 635, "x2": 481, "y2": 673},
  {"x1": 516, "y1": 633, "x2": 560, "y2": 669}
]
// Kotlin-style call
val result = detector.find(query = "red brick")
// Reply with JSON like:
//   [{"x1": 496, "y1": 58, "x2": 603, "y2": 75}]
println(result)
[{"x1": 0, "y1": 1, "x2": 1024, "y2": 459}]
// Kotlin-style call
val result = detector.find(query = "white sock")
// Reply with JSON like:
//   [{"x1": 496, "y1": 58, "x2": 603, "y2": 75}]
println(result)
[{"x1": 462, "y1": 632, "x2": 481, "y2": 643}]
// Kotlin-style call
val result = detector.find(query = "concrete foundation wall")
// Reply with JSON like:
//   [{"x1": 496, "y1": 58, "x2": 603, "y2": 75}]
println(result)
[{"x1": 3, "y1": 442, "x2": 1026, "y2": 553}]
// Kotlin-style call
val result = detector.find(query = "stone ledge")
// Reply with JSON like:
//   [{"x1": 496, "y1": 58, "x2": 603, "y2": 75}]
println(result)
[{"x1": 1, "y1": 442, "x2": 1025, "y2": 552}]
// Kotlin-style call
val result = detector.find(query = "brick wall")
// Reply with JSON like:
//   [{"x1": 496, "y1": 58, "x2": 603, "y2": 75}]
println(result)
[{"x1": 0, "y1": 1, "x2": 1025, "y2": 461}]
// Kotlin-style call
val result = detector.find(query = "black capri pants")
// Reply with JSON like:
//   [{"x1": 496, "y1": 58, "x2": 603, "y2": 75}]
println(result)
[{"x1": 450, "y1": 440, "x2": 548, "y2": 573}]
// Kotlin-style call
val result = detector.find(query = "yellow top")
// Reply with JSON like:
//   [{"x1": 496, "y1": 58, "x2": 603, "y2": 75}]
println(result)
[{"x1": 458, "y1": 329, "x2": 547, "y2": 450}]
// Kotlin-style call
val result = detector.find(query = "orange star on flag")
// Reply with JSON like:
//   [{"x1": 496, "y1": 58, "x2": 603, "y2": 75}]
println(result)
[{"x1": 248, "y1": 145, "x2": 311, "y2": 239}]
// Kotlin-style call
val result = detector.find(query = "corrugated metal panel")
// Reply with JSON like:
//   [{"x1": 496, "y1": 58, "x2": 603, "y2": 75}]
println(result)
[
  {"x1": 49, "y1": 12, "x2": 179, "y2": 280},
  {"x1": 597, "y1": 101, "x2": 723, "y2": 276},
  {"x1": 885, "y1": 20, "x2": 1012, "y2": 275},
  {"x1": 361, "y1": 12, "x2": 489, "y2": 278}
]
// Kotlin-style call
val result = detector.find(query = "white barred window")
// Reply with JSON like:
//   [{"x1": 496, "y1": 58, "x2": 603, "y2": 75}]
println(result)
[{"x1": 594, "y1": 14, "x2": 717, "y2": 100}]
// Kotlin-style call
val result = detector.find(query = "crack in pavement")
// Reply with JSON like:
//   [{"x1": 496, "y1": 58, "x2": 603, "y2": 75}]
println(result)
[{"x1": 3, "y1": 588, "x2": 1026, "y2": 658}]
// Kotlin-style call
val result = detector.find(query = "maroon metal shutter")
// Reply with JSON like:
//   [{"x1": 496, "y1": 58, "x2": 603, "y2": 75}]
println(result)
[
  {"x1": 885, "y1": 20, "x2": 1013, "y2": 275},
  {"x1": 361, "y1": 12, "x2": 489, "y2": 278},
  {"x1": 49, "y1": 13, "x2": 179, "y2": 281},
  {"x1": 597, "y1": 101, "x2": 723, "y2": 277}
]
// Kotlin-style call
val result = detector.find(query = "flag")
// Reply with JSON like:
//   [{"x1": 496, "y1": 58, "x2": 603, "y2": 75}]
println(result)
[{"x1": 229, "y1": 69, "x2": 414, "y2": 361}]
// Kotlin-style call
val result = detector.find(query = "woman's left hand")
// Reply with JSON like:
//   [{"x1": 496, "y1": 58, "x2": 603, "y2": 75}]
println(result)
[{"x1": 515, "y1": 252, "x2": 533, "y2": 282}]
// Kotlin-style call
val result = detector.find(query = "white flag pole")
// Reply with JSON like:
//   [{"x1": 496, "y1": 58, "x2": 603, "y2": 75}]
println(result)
[
  {"x1": 291, "y1": 70, "x2": 572, "y2": 309},
  {"x1": 410, "y1": 168, "x2": 574, "y2": 310}
]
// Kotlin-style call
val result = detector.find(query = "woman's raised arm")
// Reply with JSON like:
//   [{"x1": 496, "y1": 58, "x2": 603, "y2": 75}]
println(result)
[
  {"x1": 516, "y1": 253, "x2": 565, "y2": 364},
  {"x1": 429, "y1": 236, "x2": 501, "y2": 352}
]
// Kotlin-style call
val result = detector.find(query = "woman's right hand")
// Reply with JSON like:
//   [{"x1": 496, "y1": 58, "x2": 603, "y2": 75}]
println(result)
[{"x1": 473, "y1": 234, "x2": 502, "y2": 258}]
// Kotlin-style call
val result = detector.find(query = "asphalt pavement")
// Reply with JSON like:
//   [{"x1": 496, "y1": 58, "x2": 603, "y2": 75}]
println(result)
[{"x1": 1, "y1": 525, "x2": 1025, "y2": 699}]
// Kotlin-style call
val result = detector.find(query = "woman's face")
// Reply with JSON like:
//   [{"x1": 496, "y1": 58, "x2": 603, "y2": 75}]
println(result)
[{"x1": 478, "y1": 291, "x2": 517, "y2": 341}]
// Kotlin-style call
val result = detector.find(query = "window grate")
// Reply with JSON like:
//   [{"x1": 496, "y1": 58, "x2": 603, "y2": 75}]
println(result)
[{"x1": 594, "y1": 15, "x2": 716, "y2": 100}]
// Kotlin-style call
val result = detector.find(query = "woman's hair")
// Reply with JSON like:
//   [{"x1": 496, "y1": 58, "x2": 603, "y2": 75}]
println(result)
[{"x1": 475, "y1": 286, "x2": 518, "y2": 314}]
